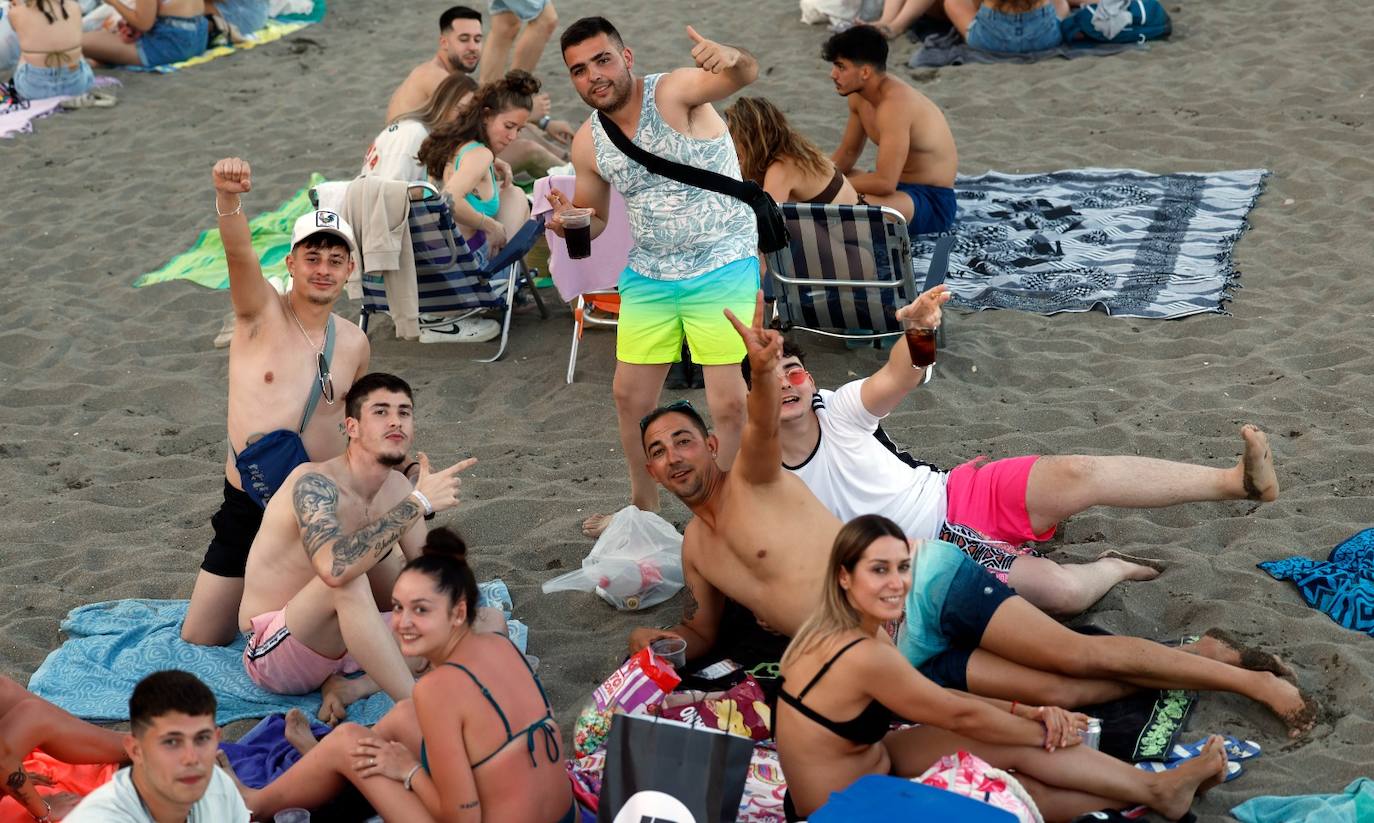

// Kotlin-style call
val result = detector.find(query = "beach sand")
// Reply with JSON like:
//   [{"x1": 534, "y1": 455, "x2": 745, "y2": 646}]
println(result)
[{"x1": 2, "y1": 0, "x2": 1372, "y2": 817}]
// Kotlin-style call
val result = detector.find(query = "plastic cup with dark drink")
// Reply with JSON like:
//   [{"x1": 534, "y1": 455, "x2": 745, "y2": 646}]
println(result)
[
  {"x1": 561, "y1": 207, "x2": 594, "y2": 260},
  {"x1": 650, "y1": 636, "x2": 688, "y2": 669},
  {"x1": 903, "y1": 320, "x2": 937, "y2": 370}
]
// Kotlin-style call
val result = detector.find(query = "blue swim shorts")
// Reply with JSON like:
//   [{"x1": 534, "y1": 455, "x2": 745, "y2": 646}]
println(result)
[
  {"x1": 489, "y1": 0, "x2": 550, "y2": 22},
  {"x1": 13, "y1": 60, "x2": 93, "y2": 100},
  {"x1": 896, "y1": 181, "x2": 958, "y2": 236},
  {"x1": 214, "y1": 0, "x2": 269, "y2": 35},
  {"x1": 913, "y1": 550, "x2": 1017, "y2": 690},
  {"x1": 137, "y1": 15, "x2": 209, "y2": 67},
  {"x1": 967, "y1": 3, "x2": 1064, "y2": 54}
]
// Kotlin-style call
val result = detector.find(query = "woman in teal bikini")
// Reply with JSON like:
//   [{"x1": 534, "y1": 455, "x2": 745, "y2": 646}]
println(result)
[
  {"x1": 232, "y1": 528, "x2": 575, "y2": 822},
  {"x1": 417, "y1": 70, "x2": 538, "y2": 259}
]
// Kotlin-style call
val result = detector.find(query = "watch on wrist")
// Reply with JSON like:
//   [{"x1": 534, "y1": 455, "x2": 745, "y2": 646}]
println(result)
[{"x1": 537, "y1": 114, "x2": 552, "y2": 130}]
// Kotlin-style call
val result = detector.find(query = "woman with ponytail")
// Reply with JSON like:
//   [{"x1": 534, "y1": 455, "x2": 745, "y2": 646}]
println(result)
[
  {"x1": 417, "y1": 70, "x2": 539, "y2": 258},
  {"x1": 235, "y1": 528, "x2": 575, "y2": 822}
]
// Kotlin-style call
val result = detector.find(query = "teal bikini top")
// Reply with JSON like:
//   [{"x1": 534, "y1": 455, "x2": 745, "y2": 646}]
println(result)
[{"x1": 454, "y1": 142, "x2": 501, "y2": 219}]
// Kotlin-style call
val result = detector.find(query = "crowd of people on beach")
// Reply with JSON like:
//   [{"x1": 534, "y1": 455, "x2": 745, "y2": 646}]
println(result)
[{"x1": 0, "y1": 3, "x2": 1319, "y2": 823}]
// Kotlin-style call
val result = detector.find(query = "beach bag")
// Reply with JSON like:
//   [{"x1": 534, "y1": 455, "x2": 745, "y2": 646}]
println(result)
[
  {"x1": 597, "y1": 112, "x2": 791, "y2": 254},
  {"x1": 542, "y1": 506, "x2": 684, "y2": 610},
  {"x1": 1061, "y1": 0, "x2": 1171, "y2": 44},
  {"x1": 597, "y1": 713, "x2": 752, "y2": 823},
  {"x1": 916, "y1": 751, "x2": 1043, "y2": 823}
]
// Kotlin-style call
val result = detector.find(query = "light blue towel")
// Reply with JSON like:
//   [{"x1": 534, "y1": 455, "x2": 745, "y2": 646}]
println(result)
[
  {"x1": 28, "y1": 580, "x2": 523, "y2": 726},
  {"x1": 1232, "y1": 778, "x2": 1374, "y2": 823}
]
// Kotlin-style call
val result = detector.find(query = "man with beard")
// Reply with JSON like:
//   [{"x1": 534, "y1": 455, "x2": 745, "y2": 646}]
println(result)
[
  {"x1": 546, "y1": 16, "x2": 760, "y2": 538},
  {"x1": 181, "y1": 158, "x2": 372, "y2": 647},
  {"x1": 825, "y1": 24, "x2": 959, "y2": 235},
  {"x1": 237, "y1": 374, "x2": 477, "y2": 705}
]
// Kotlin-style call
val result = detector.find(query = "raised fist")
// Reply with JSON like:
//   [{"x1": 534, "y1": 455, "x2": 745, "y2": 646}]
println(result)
[{"x1": 212, "y1": 157, "x2": 252, "y2": 195}]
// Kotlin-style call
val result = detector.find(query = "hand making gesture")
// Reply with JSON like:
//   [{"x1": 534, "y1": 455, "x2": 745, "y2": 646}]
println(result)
[
  {"x1": 686, "y1": 25, "x2": 742, "y2": 74},
  {"x1": 724, "y1": 291, "x2": 781, "y2": 375},
  {"x1": 212, "y1": 157, "x2": 252, "y2": 196},
  {"x1": 411, "y1": 453, "x2": 479, "y2": 515},
  {"x1": 895, "y1": 284, "x2": 951, "y2": 329}
]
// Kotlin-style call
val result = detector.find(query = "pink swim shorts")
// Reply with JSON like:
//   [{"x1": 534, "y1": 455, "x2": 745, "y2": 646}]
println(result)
[
  {"x1": 243, "y1": 610, "x2": 386, "y2": 695},
  {"x1": 943, "y1": 455, "x2": 1056, "y2": 547}
]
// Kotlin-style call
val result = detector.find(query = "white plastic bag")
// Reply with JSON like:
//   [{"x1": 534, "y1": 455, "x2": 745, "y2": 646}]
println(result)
[{"x1": 542, "y1": 506, "x2": 684, "y2": 610}]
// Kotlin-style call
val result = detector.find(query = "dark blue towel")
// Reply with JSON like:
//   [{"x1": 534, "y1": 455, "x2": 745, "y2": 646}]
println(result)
[
  {"x1": 220, "y1": 714, "x2": 333, "y2": 789},
  {"x1": 1260, "y1": 528, "x2": 1374, "y2": 636}
]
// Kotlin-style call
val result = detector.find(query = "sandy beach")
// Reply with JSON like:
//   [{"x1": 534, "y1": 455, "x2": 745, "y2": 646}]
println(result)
[{"x1": 2, "y1": 0, "x2": 1373, "y2": 817}]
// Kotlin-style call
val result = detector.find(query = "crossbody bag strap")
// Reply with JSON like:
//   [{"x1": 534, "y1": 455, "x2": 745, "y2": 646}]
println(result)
[
  {"x1": 596, "y1": 111, "x2": 753, "y2": 204},
  {"x1": 297, "y1": 315, "x2": 336, "y2": 432}
]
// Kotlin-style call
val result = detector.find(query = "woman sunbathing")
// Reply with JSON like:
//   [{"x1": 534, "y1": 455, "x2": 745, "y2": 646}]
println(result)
[
  {"x1": 417, "y1": 70, "x2": 537, "y2": 258},
  {"x1": 232, "y1": 528, "x2": 575, "y2": 822},
  {"x1": 362, "y1": 72, "x2": 478, "y2": 183},
  {"x1": 82, "y1": 0, "x2": 207, "y2": 69},
  {"x1": 0, "y1": 676, "x2": 128, "y2": 821},
  {"x1": 724, "y1": 96, "x2": 859, "y2": 206},
  {"x1": 7, "y1": 0, "x2": 100, "y2": 102},
  {"x1": 776, "y1": 514, "x2": 1230, "y2": 821}
]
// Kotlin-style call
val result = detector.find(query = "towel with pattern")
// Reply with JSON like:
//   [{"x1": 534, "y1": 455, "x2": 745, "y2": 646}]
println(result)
[
  {"x1": 1259, "y1": 528, "x2": 1374, "y2": 637},
  {"x1": 124, "y1": 1, "x2": 327, "y2": 74},
  {"x1": 0, "y1": 76, "x2": 120, "y2": 139},
  {"x1": 27, "y1": 582, "x2": 524, "y2": 725},
  {"x1": 913, "y1": 168, "x2": 1267, "y2": 319}
]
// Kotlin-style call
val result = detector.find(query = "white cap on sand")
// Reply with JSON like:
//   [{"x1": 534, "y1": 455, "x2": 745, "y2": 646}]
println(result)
[{"x1": 291, "y1": 210, "x2": 357, "y2": 253}]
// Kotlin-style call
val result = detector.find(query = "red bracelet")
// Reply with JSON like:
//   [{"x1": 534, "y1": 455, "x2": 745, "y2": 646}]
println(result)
[{"x1": 1010, "y1": 701, "x2": 1018, "y2": 715}]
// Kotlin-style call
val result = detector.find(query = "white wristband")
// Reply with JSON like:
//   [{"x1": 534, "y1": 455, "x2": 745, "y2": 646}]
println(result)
[
  {"x1": 404, "y1": 763, "x2": 422, "y2": 791},
  {"x1": 410, "y1": 489, "x2": 434, "y2": 516}
]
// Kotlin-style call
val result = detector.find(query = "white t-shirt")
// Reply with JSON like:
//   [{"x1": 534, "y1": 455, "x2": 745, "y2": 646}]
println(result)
[
  {"x1": 786, "y1": 380, "x2": 948, "y2": 540},
  {"x1": 65, "y1": 766, "x2": 250, "y2": 823},
  {"x1": 360, "y1": 118, "x2": 430, "y2": 183}
]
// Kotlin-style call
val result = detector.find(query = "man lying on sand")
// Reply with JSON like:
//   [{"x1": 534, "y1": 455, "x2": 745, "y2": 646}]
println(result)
[
  {"x1": 182, "y1": 158, "x2": 372, "y2": 647},
  {"x1": 628, "y1": 293, "x2": 1315, "y2": 738},
  {"x1": 825, "y1": 25, "x2": 959, "y2": 236},
  {"x1": 237, "y1": 374, "x2": 483, "y2": 719},
  {"x1": 764, "y1": 287, "x2": 1282, "y2": 617}
]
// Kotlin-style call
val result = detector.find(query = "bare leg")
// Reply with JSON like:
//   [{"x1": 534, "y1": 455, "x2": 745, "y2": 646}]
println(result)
[
  {"x1": 982, "y1": 597, "x2": 1314, "y2": 736},
  {"x1": 1007, "y1": 554, "x2": 1160, "y2": 618},
  {"x1": 943, "y1": 0, "x2": 978, "y2": 37},
  {"x1": 480, "y1": 11, "x2": 520, "y2": 84},
  {"x1": 509, "y1": 2, "x2": 557, "y2": 74},
  {"x1": 859, "y1": 188, "x2": 915, "y2": 222},
  {"x1": 0, "y1": 689, "x2": 127, "y2": 765},
  {"x1": 283, "y1": 576, "x2": 414, "y2": 702},
  {"x1": 182, "y1": 570, "x2": 246, "y2": 646},
  {"x1": 879, "y1": 0, "x2": 941, "y2": 36},
  {"x1": 582, "y1": 362, "x2": 671, "y2": 538},
  {"x1": 499, "y1": 137, "x2": 565, "y2": 177},
  {"x1": 964, "y1": 649, "x2": 1136, "y2": 707},
  {"x1": 81, "y1": 30, "x2": 142, "y2": 65},
  {"x1": 1023, "y1": 425, "x2": 1279, "y2": 535},
  {"x1": 283, "y1": 709, "x2": 320, "y2": 756},
  {"x1": 700, "y1": 364, "x2": 746, "y2": 471},
  {"x1": 871, "y1": 0, "x2": 908, "y2": 26}
]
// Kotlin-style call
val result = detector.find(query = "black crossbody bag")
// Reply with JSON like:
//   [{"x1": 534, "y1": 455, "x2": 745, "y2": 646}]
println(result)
[{"x1": 596, "y1": 111, "x2": 791, "y2": 254}]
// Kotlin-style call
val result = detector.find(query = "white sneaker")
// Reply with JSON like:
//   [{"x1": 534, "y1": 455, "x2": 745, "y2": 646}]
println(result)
[{"x1": 419, "y1": 318, "x2": 501, "y2": 344}]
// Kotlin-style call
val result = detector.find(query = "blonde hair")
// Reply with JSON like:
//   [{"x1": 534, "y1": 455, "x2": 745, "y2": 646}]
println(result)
[
  {"x1": 781, "y1": 514, "x2": 908, "y2": 668},
  {"x1": 394, "y1": 72, "x2": 479, "y2": 131},
  {"x1": 724, "y1": 96, "x2": 831, "y2": 187}
]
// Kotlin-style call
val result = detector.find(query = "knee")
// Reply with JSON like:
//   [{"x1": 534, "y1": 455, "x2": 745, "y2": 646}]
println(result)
[
  {"x1": 1048, "y1": 455, "x2": 1095, "y2": 487},
  {"x1": 705, "y1": 389, "x2": 746, "y2": 429},
  {"x1": 330, "y1": 574, "x2": 376, "y2": 605},
  {"x1": 490, "y1": 12, "x2": 520, "y2": 36},
  {"x1": 611, "y1": 375, "x2": 651, "y2": 415},
  {"x1": 531, "y1": 5, "x2": 558, "y2": 34}
]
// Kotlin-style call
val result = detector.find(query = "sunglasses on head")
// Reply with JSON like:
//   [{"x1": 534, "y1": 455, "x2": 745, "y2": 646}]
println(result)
[
  {"x1": 317, "y1": 352, "x2": 335, "y2": 405},
  {"x1": 639, "y1": 399, "x2": 696, "y2": 435}
]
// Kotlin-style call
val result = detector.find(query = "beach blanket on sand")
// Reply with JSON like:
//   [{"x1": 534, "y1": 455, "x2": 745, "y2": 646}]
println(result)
[
  {"x1": 1260, "y1": 528, "x2": 1374, "y2": 638},
  {"x1": 915, "y1": 168, "x2": 1267, "y2": 318},
  {"x1": 0, "y1": 75, "x2": 119, "y2": 138},
  {"x1": 0, "y1": 752, "x2": 119, "y2": 823},
  {"x1": 1232, "y1": 778, "x2": 1374, "y2": 823},
  {"x1": 219, "y1": 713, "x2": 333, "y2": 789},
  {"x1": 133, "y1": 173, "x2": 323, "y2": 290},
  {"x1": 123, "y1": 0, "x2": 326, "y2": 74},
  {"x1": 28, "y1": 584, "x2": 526, "y2": 725}
]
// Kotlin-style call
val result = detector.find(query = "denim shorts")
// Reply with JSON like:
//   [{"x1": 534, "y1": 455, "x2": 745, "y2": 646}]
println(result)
[
  {"x1": 13, "y1": 60, "x2": 93, "y2": 100},
  {"x1": 966, "y1": 3, "x2": 1064, "y2": 54},
  {"x1": 215, "y1": 0, "x2": 269, "y2": 34},
  {"x1": 136, "y1": 15, "x2": 209, "y2": 67},
  {"x1": 489, "y1": 0, "x2": 549, "y2": 22},
  {"x1": 915, "y1": 553, "x2": 1017, "y2": 690}
]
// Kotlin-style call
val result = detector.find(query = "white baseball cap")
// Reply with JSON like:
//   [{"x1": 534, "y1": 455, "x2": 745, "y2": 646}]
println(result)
[{"x1": 291, "y1": 210, "x2": 357, "y2": 253}]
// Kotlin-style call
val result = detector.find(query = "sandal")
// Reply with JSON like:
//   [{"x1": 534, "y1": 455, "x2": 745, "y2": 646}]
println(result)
[{"x1": 60, "y1": 90, "x2": 117, "y2": 110}]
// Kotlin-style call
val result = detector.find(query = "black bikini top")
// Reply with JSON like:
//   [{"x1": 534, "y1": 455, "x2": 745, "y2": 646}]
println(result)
[{"x1": 778, "y1": 638, "x2": 897, "y2": 746}]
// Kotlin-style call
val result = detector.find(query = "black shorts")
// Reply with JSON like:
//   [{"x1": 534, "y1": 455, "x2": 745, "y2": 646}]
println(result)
[
  {"x1": 915, "y1": 555, "x2": 1017, "y2": 691},
  {"x1": 200, "y1": 479, "x2": 264, "y2": 577}
]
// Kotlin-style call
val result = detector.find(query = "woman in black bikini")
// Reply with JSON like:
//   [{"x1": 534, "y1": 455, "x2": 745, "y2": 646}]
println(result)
[
  {"x1": 232, "y1": 528, "x2": 575, "y2": 822},
  {"x1": 725, "y1": 96, "x2": 860, "y2": 206},
  {"x1": 775, "y1": 514, "x2": 1229, "y2": 822}
]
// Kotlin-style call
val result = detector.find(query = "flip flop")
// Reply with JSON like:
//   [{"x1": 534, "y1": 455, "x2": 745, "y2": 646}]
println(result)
[
  {"x1": 59, "y1": 90, "x2": 116, "y2": 110},
  {"x1": 1135, "y1": 759, "x2": 1244, "y2": 783},
  {"x1": 1164, "y1": 735, "x2": 1261, "y2": 763}
]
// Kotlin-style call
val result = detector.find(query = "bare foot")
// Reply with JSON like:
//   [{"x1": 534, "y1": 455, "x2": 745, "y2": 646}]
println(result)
[
  {"x1": 283, "y1": 708, "x2": 319, "y2": 755},
  {"x1": 581, "y1": 512, "x2": 615, "y2": 539},
  {"x1": 1270, "y1": 685, "x2": 1319, "y2": 739},
  {"x1": 1238, "y1": 424, "x2": 1279, "y2": 501},
  {"x1": 1096, "y1": 550, "x2": 1167, "y2": 578},
  {"x1": 318, "y1": 673, "x2": 374, "y2": 726},
  {"x1": 1193, "y1": 628, "x2": 1295, "y2": 679},
  {"x1": 1147, "y1": 735, "x2": 1227, "y2": 820}
]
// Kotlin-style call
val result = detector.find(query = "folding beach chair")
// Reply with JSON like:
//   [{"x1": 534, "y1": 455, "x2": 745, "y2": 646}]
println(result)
[
  {"x1": 360, "y1": 183, "x2": 548, "y2": 362},
  {"x1": 565, "y1": 290, "x2": 619, "y2": 384}
]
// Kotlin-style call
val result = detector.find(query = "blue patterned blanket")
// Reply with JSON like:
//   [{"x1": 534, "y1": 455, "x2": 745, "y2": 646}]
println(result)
[
  {"x1": 1260, "y1": 529, "x2": 1374, "y2": 637},
  {"x1": 914, "y1": 168, "x2": 1267, "y2": 319},
  {"x1": 28, "y1": 582, "x2": 524, "y2": 725}
]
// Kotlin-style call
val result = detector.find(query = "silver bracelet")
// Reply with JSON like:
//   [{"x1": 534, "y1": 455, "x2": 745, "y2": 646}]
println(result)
[
  {"x1": 403, "y1": 763, "x2": 422, "y2": 791},
  {"x1": 215, "y1": 195, "x2": 243, "y2": 218},
  {"x1": 410, "y1": 489, "x2": 434, "y2": 516}
]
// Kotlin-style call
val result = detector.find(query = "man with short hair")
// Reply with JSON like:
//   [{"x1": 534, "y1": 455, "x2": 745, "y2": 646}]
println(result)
[
  {"x1": 825, "y1": 24, "x2": 960, "y2": 236},
  {"x1": 66, "y1": 670, "x2": 249, "y2": 822},
  {"x1": 238, "y1": 373, "x2": 477, "y2": 715},
  {"x1": 546, "y1": 16, "x2": 760, "y2": 537},
  {"x1": 385, "y1": 5, "x2": 485, "y2": 123},
  {"x1": 181, "y1": 158, "x2": 371, "y2": 647}
]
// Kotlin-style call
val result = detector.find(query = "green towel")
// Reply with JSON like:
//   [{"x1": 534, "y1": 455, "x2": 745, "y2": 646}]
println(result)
[{"x1": 133, "y1": 173, "x2": 324, "y2": 291}]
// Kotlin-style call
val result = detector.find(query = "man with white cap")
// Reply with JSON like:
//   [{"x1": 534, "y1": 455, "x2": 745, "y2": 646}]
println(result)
[{"x1": 182, "y1": 157, "x2": 372, "y2": 647}]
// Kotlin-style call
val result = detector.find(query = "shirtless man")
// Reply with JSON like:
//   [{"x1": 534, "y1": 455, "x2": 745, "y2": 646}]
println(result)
[
  {"x1": 239, "y1": 374, "x2": 476, "y2": 711},
  {"x1": 825, "y1": 24, "x2": 959, "y2": 236},
  {"x1": 628, "y1": 294, "x2": 1312, "y2": 736},
  {"x1": 181, "y1": 158, "x2": 371, "y2": 647}
]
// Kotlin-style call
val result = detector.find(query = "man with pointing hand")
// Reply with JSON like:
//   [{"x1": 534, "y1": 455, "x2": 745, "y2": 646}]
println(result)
[{"x1": 547, "y1": 16, "x2": 761, "y2": 539}]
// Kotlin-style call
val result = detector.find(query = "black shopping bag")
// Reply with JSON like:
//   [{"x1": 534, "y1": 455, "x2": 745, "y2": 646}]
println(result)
[{"x1": 596, "y1": 712, "x2": 752, "y2": 823}]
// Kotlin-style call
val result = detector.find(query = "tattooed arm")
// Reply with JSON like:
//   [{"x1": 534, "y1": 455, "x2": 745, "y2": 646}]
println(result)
[
  {"x1": 293, "y1": 471, "x2": 425, "y2": 587},
  {"x1": 627, "y1": 528, "x2": 724, "y2": 660},
  {"x1": 3, "y1": 766, "x2": 49, "y2": 820}
]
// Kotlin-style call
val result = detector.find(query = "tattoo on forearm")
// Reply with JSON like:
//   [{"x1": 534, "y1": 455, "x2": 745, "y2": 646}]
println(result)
[
  {"x1": 5, "y1": 770, "x2": 24, "y2": 792},
  {"x1": 682, "y1": 585, "x2": 700, "y2": 623},
  {"x1": 294, "y1": 472, "x2": 422, "y2": 578}
]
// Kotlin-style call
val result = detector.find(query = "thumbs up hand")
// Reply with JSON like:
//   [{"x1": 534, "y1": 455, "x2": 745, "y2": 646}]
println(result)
[{"x1": 686, "y1": 25, "x2": 741, "y2": 74}]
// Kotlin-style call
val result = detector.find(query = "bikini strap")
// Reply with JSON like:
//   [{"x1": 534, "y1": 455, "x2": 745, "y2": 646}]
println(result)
[
  {"x1": 509, "y1": 636, "x2": 555, "y2": 715},
  {"x1": 796, "y1": 637, "x2": 866, "y2": 700},
  {"x1": 297, "y1": 315, "x2": 336, "y2": 433},
  {"x1": 440, "y1": 661, "x2": 514, "y2": 738}
]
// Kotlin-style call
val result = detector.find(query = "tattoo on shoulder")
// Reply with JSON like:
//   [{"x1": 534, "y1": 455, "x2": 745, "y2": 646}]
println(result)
[
  {"x1": 294, "y1": 472, "x2": 340, "y2": 559},
  {"x1": 5, "y1": 770, "x2": 24, "y2": 791},
  {"x1": 682, "y1": 584, "x2": 700, "y2": 623}
]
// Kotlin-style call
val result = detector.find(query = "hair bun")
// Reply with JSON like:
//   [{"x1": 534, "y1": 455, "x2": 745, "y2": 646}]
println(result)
[
  {"x1": 502, "y1": 69, "x2": 541, "y2": 97},
  {"x1": 423, "y1": 527, "x2": 469, "y2": 562}
]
